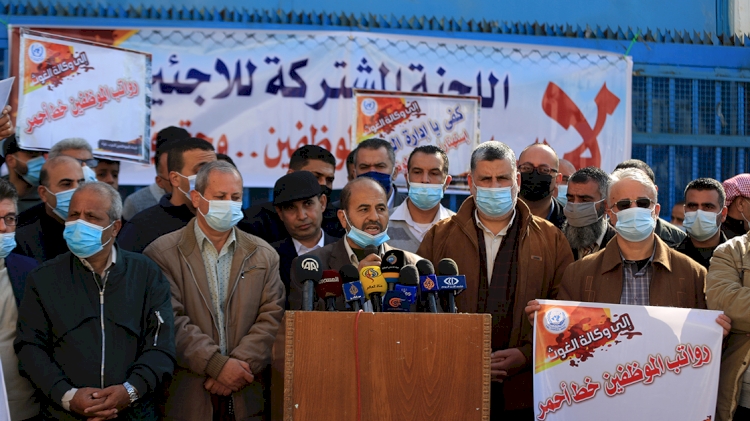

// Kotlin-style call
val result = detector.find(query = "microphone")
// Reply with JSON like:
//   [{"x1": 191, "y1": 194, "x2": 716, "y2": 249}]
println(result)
[
  {"x1": 436, "y1": 258, "x2": 467, "y2": 314},
  {"x1": 381, "y1": 250, "x2": 405, "y2": 291},
  {"x1": 363, "y1": 244, "x2": 379, "y2": 259},
  {"x1": 315, "y1": 270, "x2": 343, "y2": 312},
  {"x1": 416, "y1": 259, "x2": 440, "y2": 313},
  {"x1": 396, "y1": 264, "x2": 419, "y2": 312},
  {"x1": 295, "y1": 254, "x2": 322, "y2": 311},
  {"x1": 339, "y1": 264, "x2": 364, "y2": 312},
  {"x1": 382, "y1": 290, "x2": 410, "y2": 312},
  {"x1": 359, "y1": 266, "x2": 387, "y2": 312}
]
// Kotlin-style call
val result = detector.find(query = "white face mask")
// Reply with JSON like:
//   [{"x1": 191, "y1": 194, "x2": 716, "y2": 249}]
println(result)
[
  {"x1": 683, "y1": 209, "x2": 721, "y2": 241},
  {"x1": 177, "y1": 173, "x2": 197, "y2": 200}
]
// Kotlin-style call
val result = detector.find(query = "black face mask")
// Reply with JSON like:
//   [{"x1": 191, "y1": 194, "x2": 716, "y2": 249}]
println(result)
[
  {"x1": 319, "y1": 185, "x2": 332, "y2": 200},
  {"x1": 520, "y1": 170, "x2": 553, "y2": 202}
]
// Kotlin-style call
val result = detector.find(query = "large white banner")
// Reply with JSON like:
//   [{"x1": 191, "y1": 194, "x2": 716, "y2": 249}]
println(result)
[
  {"x1": 11, "y1": 28, "x2": 632, "y2": 187},
  {"x1": 533, "y1": 300, "x2": 722, "y2": 421},
  {"x1": 16, "y1": 30, "x2": 151, "y2": 163}
]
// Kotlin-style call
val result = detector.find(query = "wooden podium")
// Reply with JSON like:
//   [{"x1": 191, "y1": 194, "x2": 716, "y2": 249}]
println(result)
[{"x1": 283, "y1": 312, "x2": 491, "y2": 421}]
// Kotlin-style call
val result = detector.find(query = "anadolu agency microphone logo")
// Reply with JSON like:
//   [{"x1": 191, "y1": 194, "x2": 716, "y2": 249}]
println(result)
[{"x1": 301, "y1": 258, "x2": 319, "y2": 271}]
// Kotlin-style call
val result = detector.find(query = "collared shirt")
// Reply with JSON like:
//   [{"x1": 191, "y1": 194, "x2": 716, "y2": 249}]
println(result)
[
  {"x1": 474, "y1": 208, "x2": 516, "y2": 283},
  {"x1": 292, "y1": 232, "x2": 325, "y2": 256},
  {"x1": 619, "y1": 246, "x2": 656, "y2": 306},
  {"x1": 389, "y1": 199, "x2": 454, "y2": 242},
  {"x1": 343, "y1": 238, "x2": 383, "y2": 266},
  {"x1": 194, "y1": 223, "x2": 236, "y2": 355},
  {"x1": 80, "y1": 246, "x2": 118, "y2": 277}
]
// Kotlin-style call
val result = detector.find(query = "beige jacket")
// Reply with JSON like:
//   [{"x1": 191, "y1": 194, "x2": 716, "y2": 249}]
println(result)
[
  {"x1": 144, "y1": 219, "x2": 285, "y2": 421},
  {"x1": 706, "y1": 232, "x2": 750, "y2": 421}
]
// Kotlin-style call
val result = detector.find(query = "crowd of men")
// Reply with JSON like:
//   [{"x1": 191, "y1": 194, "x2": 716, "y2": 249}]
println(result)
[{"x1": 0, "y1": 98, "x2": 750, "y2": 420}]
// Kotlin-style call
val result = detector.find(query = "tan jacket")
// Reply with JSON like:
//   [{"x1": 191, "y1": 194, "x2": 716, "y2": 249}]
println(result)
[
  {"x1": 416, "y1": 197, "x2": 573, "y2": 410},
  {"x1": 144, "y1": 219, "x2": 285, "y2": 421},
  {"x1": 559, "y1": 235, "x2": 707, "y2": 308},
  {"x1": 706, "y1": 233, "x2": 750, "y2": 421}
]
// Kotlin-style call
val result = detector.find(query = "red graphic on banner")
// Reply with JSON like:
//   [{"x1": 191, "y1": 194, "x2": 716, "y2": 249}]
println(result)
[
  {"x1": 263, "y1": 124, "x2": 351, "y2": 171},
  {"x1": 542, "y1": 82, "x2": 620, "y2": 169}
]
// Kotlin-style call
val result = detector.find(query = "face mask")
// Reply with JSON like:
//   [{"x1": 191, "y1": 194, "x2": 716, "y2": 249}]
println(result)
[
  {"x1": 408, "y1": 179, "x2": 445, "y2": 211},
  {"x1": 19, "y1": 155, "x2": 45, "y2": 186},
  {"x1": 564, "y1": 199, "x2": 605, "y2": 227},
  {"x1": 63, "y1": 219, "x2": 115, "y2": 259},
  {"x1": 614, "y1": 207, "x2": 656, "y2": 242},
  {"x1": 520, "y1": 170, "x2": 553, "y2": 202},
  {"x1": 45, "y1": 187, "x2": 75, "y2": 220},
  {"x1": 557, "y1": 184, "x2": 568, "y2": 207},
  {"x1": 198, "y1": 193, "x2": 243, "y2": 233},
  {"x1": 358, "y1": 171, "x2": 392, "y2": 196},
  {"x1": 683, "y1": 210, "x2": 720, "y2": 241},
  {"x1": 82, "y1": 165, "x2": 98, "y2": 183},
  {"x1": 0, "y1": 233, "x2": 16, "y2": 259},
  {"x1": 343, "y1": 212, "x2": 389, "y2": 248},
  {"x1": 177, "y1": 173, "x2": 197, "y2": 200},
  {"x1": 474, "y1": 182, "x2": 515, "y2": 218}
]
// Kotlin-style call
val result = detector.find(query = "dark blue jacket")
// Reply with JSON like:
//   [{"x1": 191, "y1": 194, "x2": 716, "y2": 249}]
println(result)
[
  {"x1": 6, "y1": 252, "x2": 38, "y2": 306},
  {"x1": 271, "y1": 232, "x2": 338, "y2": 308}
]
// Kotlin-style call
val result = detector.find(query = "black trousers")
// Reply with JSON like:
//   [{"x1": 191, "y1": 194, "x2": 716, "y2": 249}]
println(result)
[
  {"x1": 490, "y1": 383, "x2": 534, "y2": 421},
  {"x1": 735, "y1": 405, "x2": 750, "y2": 420}
]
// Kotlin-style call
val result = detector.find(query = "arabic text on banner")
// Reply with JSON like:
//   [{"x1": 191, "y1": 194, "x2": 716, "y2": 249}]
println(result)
[
  {"x1": 17, "y1": 30, "x2": 151, "y2": 163},
  {"x1": 533, "y1": 299, "x2": 722, "y2": 421}
]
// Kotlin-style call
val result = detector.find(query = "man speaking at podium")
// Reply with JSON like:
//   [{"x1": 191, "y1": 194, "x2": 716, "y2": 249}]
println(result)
[
  {"x1": 417, "y1": 141, "x2": 573, "y2": 420},
  {"x1": 289, "y1": 176, "x2": 420, "y2": 310}
]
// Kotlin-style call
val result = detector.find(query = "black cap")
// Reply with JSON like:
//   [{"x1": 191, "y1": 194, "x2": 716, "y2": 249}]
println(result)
[{"x1": 273, "y1": 171, "x2": 321, "y2": 206}]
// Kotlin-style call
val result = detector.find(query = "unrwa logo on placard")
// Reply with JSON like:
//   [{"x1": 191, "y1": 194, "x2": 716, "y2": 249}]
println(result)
[
  {"x1": 28, "y1": 42, "x2": 46, "y2": 64},
  {"x1": 301, "y1": 258, "x2": 319, "y2": 271},
  {"x1": 543, "y1": 308, "x2": 570, "y2": 334},
  {"x1": 361, "y1": 98, "x2": 377, "y2": 116}
]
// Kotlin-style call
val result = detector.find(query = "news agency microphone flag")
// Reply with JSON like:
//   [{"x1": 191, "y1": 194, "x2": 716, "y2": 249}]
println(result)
[
  {"x1": 10, "y1": 27, "x2": 631, "y2": 186},
  {"x1": 532, "y1": 300, "x2": 722, "y2": 421}
]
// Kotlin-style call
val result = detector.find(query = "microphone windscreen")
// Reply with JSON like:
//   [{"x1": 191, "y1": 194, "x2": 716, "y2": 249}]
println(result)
[
  {"x1": 316, "y1": 270, "x2": 343, "y2": 298},
  {"x1": 437, "y1": 258, "x2": 459, "y2": 276},
  {"x1": 381, "y1": 250, "x2": 405, "y2": 276},
  {"x1": 339, "y1": 264, "x2": 360, "y2": 284},
  {"x1": 416, "y1": 259, "x2": 435, "y2": 276},
  {"x1": 295, "y1": 254, "x2": 322, "y2": 282},
  {"x1": 359, "y1": 265, "x2": 388, "y2": 298},
  {"x1": 363, "y1": 245, "x2": 379, "y2": 257},
  {"x1": 398, "y1": 265, "x2": 420, "y2": 286}
]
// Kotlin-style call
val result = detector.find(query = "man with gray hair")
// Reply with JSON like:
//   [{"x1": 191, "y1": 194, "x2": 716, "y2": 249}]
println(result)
[
  {"x1": 48, "y1": 137, "x2": 99, "y2": 183},
  {"x1": 15, "y1": 182, "x2": 176, "y2": 419},
  {"x1": 417, "y1": 140, "x2": 573, "y2": 420},
  {"x1": 144, "y1": 161, "x2": 285, "y2": 419}
]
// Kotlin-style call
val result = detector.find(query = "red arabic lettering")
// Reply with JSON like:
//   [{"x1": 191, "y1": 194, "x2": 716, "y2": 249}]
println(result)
[{"x1": 264, "y1": 123, "x2": 350, "y2": 170}]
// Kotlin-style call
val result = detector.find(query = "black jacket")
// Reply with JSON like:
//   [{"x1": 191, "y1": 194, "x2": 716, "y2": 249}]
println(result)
[
  {"x1": 674, "y1": 231, "x2": 728, "y2": 269},
  {"x1": 118, "y1": 194, "x2": 195, "y2": 253},
  {"x1": 654, "y1": 218, "x2": 687, "y2": 248},
  {"x1": 239, "y1": 200, "x2": 345, "y2": 244},
  {"x1": 547, "y1": 197, "x2": 567, "y2": 230},
  {"x1": 6, "y1": 252, "x2": 39, "y2": 306},
  {"x1": 14, "y1": 210, "x2": 69, "y2": 263},
  {"x1": 271, "y1": 232, "x2": 339, "y2": 308},
  {"x1": 15, "y1": 248, "x2": 176, "y2": 420}
]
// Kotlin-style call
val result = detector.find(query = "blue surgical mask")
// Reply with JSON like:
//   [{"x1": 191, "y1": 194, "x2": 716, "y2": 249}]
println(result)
[
  {"x1": 45, "y1": 187, "x2": 75, "y2": 220},
  {"x1": 358, "y1": 171, "x2": 392, "y2": 196},
  {"x1": 343, "y1": 212, "x2": 390, "y2": 248},
  {"x1": 557, "y1": 184, "x2": 568, "y2": 207},
  {"x1": 0, "y1": 233, "x2": 16, "y2": 259},
  {"x1": 20, "y1": 155, "x2": 45, "y2": 186},
  {"x1": 408, "y1": 179, "x2": 445, "y2": 211},
  {"x1": 683, "y1": 209, "x2": 720, "y2": 242},
  {"x1": 63, "y1": 219, "x2": 115, "y2": 259},
  {"x1": 473, "y1": 182, "x2": 515, "y2": 218},
  {"x1": 177, "y1": 173, "x2": 197, "y2": 200},
  {"x1": 614, "y1": 207, "x2": 656, "y2": 242},
  {"x1": 198, "y1": 193, "x2": 243, "y2": 232},
  {"x1": 82, "y1": 165, "x2": 97, "y2": 183}
]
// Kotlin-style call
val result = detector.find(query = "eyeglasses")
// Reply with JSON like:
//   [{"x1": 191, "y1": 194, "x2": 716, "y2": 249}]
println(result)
[
  {"x1": 0, "y1": 215, "x2": 17, "y2": 226},
  {"x1": 518, "y1": 164, "x2": 559, "y2": 176},
  {"x1": 72, "y1": 158, "x2": 99, "y2": 168},
  {"x1": 614, "y1": 198, "x2": 654, "y2": 212}
]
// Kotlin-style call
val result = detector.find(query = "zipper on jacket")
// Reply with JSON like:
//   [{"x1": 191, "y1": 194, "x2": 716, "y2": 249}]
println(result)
[
  {"x1": 153, "y1": 311, "x2": 164, "y2": 346},
  {"x1": 92, "y1": 271, "x2": 110, "y2": 389}
]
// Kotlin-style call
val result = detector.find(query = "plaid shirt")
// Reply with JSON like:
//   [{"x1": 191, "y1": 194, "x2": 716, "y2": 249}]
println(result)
[{"x1": 619, "y1": 249, "x2": 656, "y2": 306}]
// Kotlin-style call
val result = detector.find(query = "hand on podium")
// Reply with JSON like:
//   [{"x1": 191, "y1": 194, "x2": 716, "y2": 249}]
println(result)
[{"x1": 490, "y1": 348, "x2": 526, "y2": 383}]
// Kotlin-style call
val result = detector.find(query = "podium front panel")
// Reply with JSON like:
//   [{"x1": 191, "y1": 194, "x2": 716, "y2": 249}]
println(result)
[{"x1": 284, "y1": 312, "x2": 491, "y2": 421}]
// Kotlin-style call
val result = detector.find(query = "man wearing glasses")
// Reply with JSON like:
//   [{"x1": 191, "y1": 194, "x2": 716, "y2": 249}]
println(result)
[
  {"x1": 387, "y1": 145, "x2": 455, "y2": 253},
  {"x1": 48, "y1": 138, "x2": 99, "y2": 183},
  {"x1": 516, "y1": 143, "x2": 566, "y2": 229}
]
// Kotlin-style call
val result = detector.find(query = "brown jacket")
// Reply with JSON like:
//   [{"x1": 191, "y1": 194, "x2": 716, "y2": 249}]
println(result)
[
  {"x1": 144, "y1": 219, "x2": 285, "y2": 421},
  {"x1": 706, "y1": 233, "x2": 750, "y2": 421},
  {"x1": 558, "y1": 235, "x2": 707, "y2": 309},
  {"x1": 416, "y1": 197, "x2": 573, "y2": 410}
]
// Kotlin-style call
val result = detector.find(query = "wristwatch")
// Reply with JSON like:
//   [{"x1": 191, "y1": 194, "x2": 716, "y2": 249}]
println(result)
[{"x1": 123, "y1": 382, "x2": 139, "y2": 404}]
